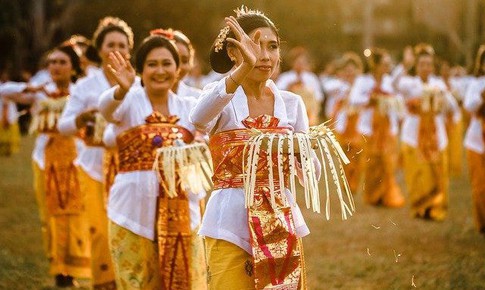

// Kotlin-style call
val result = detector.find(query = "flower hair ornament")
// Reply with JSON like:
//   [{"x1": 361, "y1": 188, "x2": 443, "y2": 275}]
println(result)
[
  {"x1": 150, "y1": 28, "x2": 175, "y2": 40},
  {"x1": 214, "y1": 26, "x2": 230, "y2": 52},
  {"x1": 213, "y1": 5, "x2": 269, "y2": 52}
]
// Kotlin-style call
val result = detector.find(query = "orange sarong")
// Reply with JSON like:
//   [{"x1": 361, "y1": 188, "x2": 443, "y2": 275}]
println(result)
[
  {"x1": 363, "y1": 111, "x2": 404, "y2": 207},
  {"x1": 209, "y1": 115, "x2": 305, "y2": 290},
  {"x1": 467, "y1": 150, "x2": 485, "y2": 233}
]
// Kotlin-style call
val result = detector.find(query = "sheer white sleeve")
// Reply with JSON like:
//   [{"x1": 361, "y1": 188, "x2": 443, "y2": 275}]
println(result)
[{"x1": 189, "y1": 79, "x2": 236, "y2": 133}]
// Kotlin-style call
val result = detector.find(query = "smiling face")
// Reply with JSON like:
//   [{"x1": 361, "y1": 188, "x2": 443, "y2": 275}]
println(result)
[
  {"x1": 292, "y1": 54, "x2": 310, "y2": 73},
  {"x1": 98, "y1": 31, "x2": 130, "y2": 65},
  {"x1": 416, "y1": 54, "x2": 434, "y2": 81},
  {"x1": 142, "y1": 47, "x2": 178, "y2": 95},
  {"x1": 375, "y1": 54, "x2": 392, "y2": 75},
  {"x1": 342, "y1": 63, "x2": 360, "y2": 84},
  {"x1": 229, "y1": 27, "x2": 280, "y2": 83},
  {"x1": 47, "y1": 50, "x2": 73, "y2": 84}
]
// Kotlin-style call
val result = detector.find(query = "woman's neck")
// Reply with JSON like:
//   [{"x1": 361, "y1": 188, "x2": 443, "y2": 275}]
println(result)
[
  {"x1": 373, "y1": 71, "x2": 384, "y2": 83},
  {"x1": 419, "y1": 75, "x2": 429, "y2": 83},
  {"x1": 242, "y1": 78, "x2": 267, "y2": 100},
  {"x1": 146, "y1": 88, "x2": 169, "y2": 106},
  {"x1": 55, "y1": 79, "x2": 70, "y2": 91}
]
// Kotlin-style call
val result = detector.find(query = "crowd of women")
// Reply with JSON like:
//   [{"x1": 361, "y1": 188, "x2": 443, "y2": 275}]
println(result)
[{"x1": 0, "y1": 5, "x2": 484, "y2": 290}]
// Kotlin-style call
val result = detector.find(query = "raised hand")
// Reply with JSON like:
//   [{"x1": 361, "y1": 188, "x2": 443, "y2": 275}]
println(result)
[
  {"x1": 107, "y1": 51, "x2": 136, "y2": 93},
  {"x1": 75, "y1": 109, "x2": 97, "y2": 129},
  {"x1": 225, "y1": 16, "x2": 261, "y2": 68}
]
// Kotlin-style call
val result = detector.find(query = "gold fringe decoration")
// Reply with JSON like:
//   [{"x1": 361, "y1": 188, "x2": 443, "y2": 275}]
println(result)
[
  {"x1": 243, "y1": 122, "x2": 355, "y2": 220},
  {"x1": 153, "y1": 142, "x2": 213, "y2": 198}
]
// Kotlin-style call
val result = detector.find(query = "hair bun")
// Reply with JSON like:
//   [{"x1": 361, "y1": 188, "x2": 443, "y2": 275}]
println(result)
[{"x1": 209, "y1": 43, "x2": 234, "y2": 74}]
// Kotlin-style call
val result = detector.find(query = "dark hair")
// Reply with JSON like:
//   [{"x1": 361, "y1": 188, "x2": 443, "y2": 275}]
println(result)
[
  {"x1": 474, "y1": 45, "x2": 485, "y2": 77},
  {"x1": 173, "y1": 30, "x2": 194, "y2": 60},
  {"x1": 92, "y1": 16, "x2": 134, "y2": 51},
  {"x1": 84, "y1": 44, "x2": 102, "y2": 64},
  {"x1": 408, "y1": 43, "x2": 434, "y2": 76},
  {"x1": 135, "y1": 35, "x2": 180, "y2": 73},
  {"x1": 366, "y1": 48, "x2": 388, "y2": 72},
  {"x1": 209, "y1": 9, "x2": 279, "y2": 73},
  {"x1": 55, "y1": 44, "x2": 82, "y2": 82},
  {"x1": 64, "y1": 34, "x2": 101, "y2": 64}
]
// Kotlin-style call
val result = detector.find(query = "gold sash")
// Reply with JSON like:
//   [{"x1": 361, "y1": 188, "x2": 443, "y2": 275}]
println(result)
[
  {"x1": 209, "y1": 115, "x2": 304, "y2": 290},
  {"x1": 116, "y1": 111, "x2": 194, "y2": 290}
]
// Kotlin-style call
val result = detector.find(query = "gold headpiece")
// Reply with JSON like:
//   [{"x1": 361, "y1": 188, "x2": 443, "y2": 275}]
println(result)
[
  {"x1": 214, "y1": 5, "x2": 268, "y2": 52},
  {"x1": 234, "y1": 5, "x2": 265, "y2": 18}
]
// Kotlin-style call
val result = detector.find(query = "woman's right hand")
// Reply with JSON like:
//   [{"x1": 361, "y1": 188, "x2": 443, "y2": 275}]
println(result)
[
  {"x1": 107, "y1": 51, "x2": 136, "y2": 100},
  {"x1": 75, "y1": 109, "x2": 97, "y2": 129},
  {"x1": 225, "y1": 16, "x2": 261, "y2": 69}
]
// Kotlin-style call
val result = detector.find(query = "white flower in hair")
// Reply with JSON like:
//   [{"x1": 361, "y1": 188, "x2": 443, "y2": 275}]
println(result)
[{"x1": 214, "y1": 26, "x2": 230, "y2": 52}]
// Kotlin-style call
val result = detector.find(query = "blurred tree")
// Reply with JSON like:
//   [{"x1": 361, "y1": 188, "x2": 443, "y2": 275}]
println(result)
[{"x1": 0, "y1": 0, "x2": 484, "y2": 76}]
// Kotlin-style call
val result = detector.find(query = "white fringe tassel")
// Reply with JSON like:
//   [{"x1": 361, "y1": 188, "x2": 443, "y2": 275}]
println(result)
[
  {"x1": 153, "y1": 142, "x2": 213, "y2": 198},
  {"x1": 242, "y1": 123, "x2": 355, "y2": 220},
  {"x1": 29, "y1": 97, "x2": 68, "y2": 134}
]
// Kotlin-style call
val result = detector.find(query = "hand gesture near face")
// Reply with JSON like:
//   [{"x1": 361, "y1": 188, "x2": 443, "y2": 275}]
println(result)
[
  {"x1": 106, "y1": 51, "x2": 136, "y2": 99},
  {"x1": 75, "y1": 109, "x2": 97, "y2": 129},
  {"x1": 225, "y1": 16, "x2": 261, "y2": 68}
]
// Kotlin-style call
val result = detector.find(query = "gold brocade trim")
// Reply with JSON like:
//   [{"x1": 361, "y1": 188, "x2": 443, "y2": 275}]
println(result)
[
  {"x1": 103, "y1": 148, "x2": 119, "y2": 208},
  {"x1": 209, "y1": 128, "x2": 291, "y2": 189},
  {"x1": 45, "y1": 134, "x2": 83, "y2": 215},
  {"x1": 157, "y1": 181, "x2": 192, "y2": 289},
  {"x1": 116, "y1": 123, "x2": 194, "y2": 172},
  {"x1": 249, "y1": 186, "x2": 302, "y2": 290}
]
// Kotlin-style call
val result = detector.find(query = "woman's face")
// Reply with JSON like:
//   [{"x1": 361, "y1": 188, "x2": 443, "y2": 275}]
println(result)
[
  {"x1": 99, "y1": 31, "x2": 130, "y2": 65},
  {"x1": 416, "y1": 54, "x2": 434, "y2": 80},
  {"x1": 343, "y1": 63, "x2": 359, "y2": 83},
  {"x1": 293, "y1": 54, "x2": 310, "y2": 73},
  {"x1": 375, "y1": 54, "x2": 392, "y2": 75},
  {"x1": 142, "y1": 47, "x2": 178, "y2": 94},
  {"x1": 175, "y1": 42, "x2": 192, "y2": 81},
  {"x1": 230, "y1": 27, "x2": 280, "y2": 83},
  {"x1": 47, "y1": 50, "x2": 73, "y2": 84}
]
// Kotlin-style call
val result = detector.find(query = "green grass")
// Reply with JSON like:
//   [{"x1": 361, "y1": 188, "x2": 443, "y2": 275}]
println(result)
[{"x1": 0, "y1": 136, "x2": 484, "y2": 289}]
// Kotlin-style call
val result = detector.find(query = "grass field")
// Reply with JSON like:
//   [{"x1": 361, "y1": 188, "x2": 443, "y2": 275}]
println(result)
[{"x1": 0, "y1": 136, "x2": 484, "y2": 289}]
